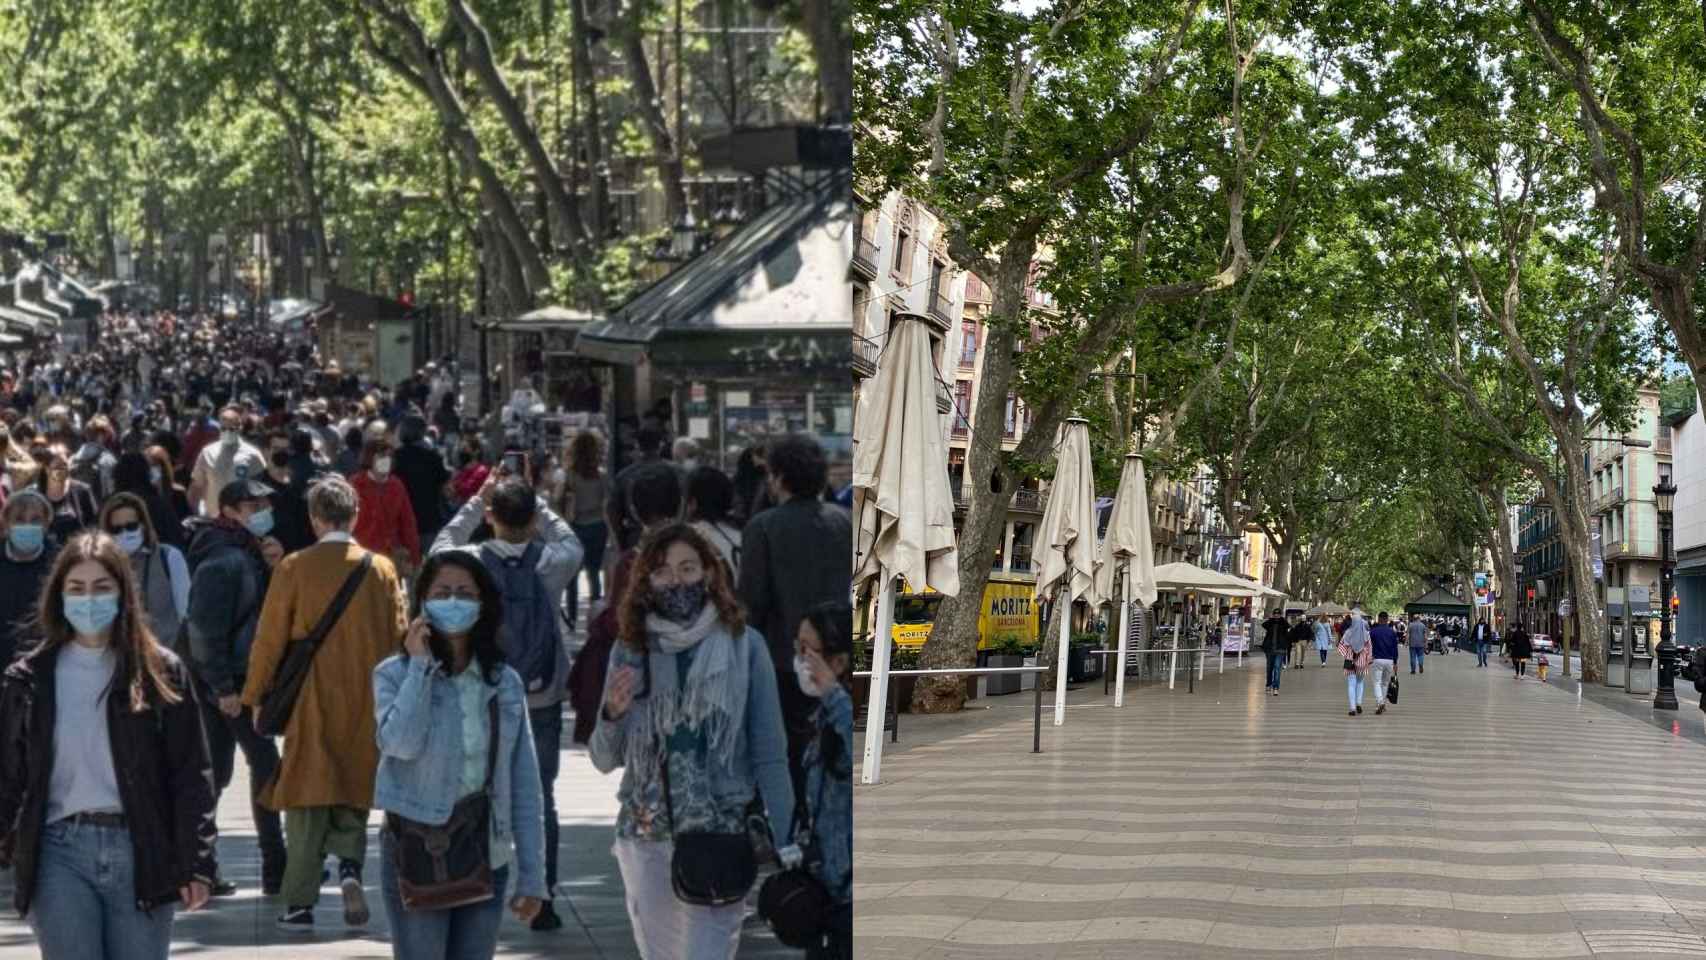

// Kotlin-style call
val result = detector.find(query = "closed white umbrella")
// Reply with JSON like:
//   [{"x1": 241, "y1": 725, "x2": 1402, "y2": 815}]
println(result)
[
  {"x1": 852, "y1": 314, "x2": 959, "y2": 785},
  {"x1": 1033, "y1": 418, "x2": 1100, "y2": 726},
  {"x1": 1095, "y1": 454, "x2": 1157, "y2": 707}
]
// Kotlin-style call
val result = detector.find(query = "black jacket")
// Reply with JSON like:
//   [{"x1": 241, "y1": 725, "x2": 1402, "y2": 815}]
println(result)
[
  {"x1": 1287, "y1": 619, "x2": 1314, "y2": 649},
  {"x1": 182, "y1": 518, "x2": 269, "y2": 697},
  {"x1": 0, "y1": 644, "x2": 218, "y2": 916},
  {"x1": 1261, "y1": 615, "x2": 1289, "y2": 655},
  {"x1": 0, "y1": 544, "x2": 58, "y2": 669}
]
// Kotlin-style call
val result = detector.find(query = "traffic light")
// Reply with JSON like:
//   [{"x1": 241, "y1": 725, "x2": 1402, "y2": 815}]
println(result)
[
  {"x1": 1673, "y1": 594, "x2": 1681, "y2": 612},
  {"x1": 399, "y1": 291, "x2": 414, "y2": 307}
]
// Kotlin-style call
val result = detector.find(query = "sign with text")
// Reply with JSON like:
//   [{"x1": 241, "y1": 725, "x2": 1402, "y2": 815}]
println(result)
[{"x1": 1222, "y1": 614, "x2": 1249, "y2": 653}]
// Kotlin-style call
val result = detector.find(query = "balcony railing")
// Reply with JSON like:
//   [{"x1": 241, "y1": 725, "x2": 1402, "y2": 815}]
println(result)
[
  {"x1": 851, "y1": 229, "x2": 878, "y2": 280},
  {"x1": 926, "y1": 288, "x2": 954, "y2": 329},
  {"x1": 935, "y1": 378, "x2": 953, "y2": 414},
  {"x1": 1013, "y1": 489, "x2": 1043, "y2": 512},
  {"x1": 852, "y1": 333, "x2": 879, "y2": 379},
  {"x1": 1658, "y1": 432, "x2": 1673, "y2": 454}
]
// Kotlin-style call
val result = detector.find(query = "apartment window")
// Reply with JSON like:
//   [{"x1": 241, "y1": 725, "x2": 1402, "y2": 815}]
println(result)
[
  {"x1": 892, "y1": 225, "x2": 913, "y2": 281},
  {"x1": 960, "y1": 320, "x2": 979, "y2": 366},
  {"x1": 965, "y1": 273, "x2": 987, "y2": 302},
  {"x1": 952, "y1": 381, "x2": 972, "y2": 437},
  {"x1": 930, "y1": 260, "x2": 945, "y2": 302},
  {"x1": 853, "y1": 283, "x2": 869, "y2": 333},
  {"x1": 1004, "y1": 394, "x2": 1017, "y2": 438},
  {"x1": 948, "y1": 448, "x2": 966, "y2": 494}
]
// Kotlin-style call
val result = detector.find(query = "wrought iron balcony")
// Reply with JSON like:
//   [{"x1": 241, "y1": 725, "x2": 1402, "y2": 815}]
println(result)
[
  {"x1": 850, "y1": 229, "x2": 878, "y2": 281},
  {"x1": 852, "y1": 332, "x2": 879, "y2": 379},
  {"x1": 926, "y1": 288, "x2": 955, "y2": 330}
]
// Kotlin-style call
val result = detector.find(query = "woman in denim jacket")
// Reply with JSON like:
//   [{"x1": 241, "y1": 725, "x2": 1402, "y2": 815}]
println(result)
[
  {"x1": 793, "y1": 602, "x2": 852, "y2": 959},
  {"x1": 371, "y1": 551, "x2": 547, "y2": 959},
  {"x1": 590, "y1": 523, "x2": 796, "y2": 960}
]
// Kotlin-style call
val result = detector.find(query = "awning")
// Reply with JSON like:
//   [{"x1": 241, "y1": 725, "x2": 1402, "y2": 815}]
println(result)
[
  {"x1": 485, "y1": 304, "x2": 602, "y2": 334},
  {"x1": 575, "y1": 176, "x2": 850, "y2": 370},
  {"x1": 1404, "y1": 586, "x2": 1472, "y2": 616}
]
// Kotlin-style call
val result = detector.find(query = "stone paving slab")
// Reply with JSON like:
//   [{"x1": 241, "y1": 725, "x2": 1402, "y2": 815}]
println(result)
[{"x1": 857, "y1": 652, "x2": 1706, "y2": 959}]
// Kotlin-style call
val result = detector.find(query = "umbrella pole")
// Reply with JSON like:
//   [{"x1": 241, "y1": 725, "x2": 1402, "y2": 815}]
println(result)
[
  {"x1": 1114, "y1": 567, "x2": 1131, "y2": 708},
  {"x1": 1053, "y1": 583, "x2": 1072, "y2": 726},
  {"x1": 860, "y1": 572, "x2": 897, "y2": 785},
  {"x1": 1169, "y1": 601, "x2": 1183, "y2": 690}
]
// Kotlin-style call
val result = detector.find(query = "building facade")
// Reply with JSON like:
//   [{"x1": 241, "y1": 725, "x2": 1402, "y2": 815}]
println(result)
[
  {"x1": 1516, "y1": 498, "x2": 1565, "y2": 638},
  {"x1": 1586, "y1": 383, "x2": 1672, "y2": 652},
  {"x1": 1671, "y1": 399, "x2": 1706, "y2": 647}
]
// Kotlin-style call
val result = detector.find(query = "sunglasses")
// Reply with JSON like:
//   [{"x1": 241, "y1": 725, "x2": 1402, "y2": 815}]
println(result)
[{"x1": 108, "y1": 521, "x2": 143, "y2": 535}]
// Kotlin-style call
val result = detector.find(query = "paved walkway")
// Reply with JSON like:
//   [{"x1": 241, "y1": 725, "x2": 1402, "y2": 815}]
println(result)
[
  {"x1": 856, "y1": 650, "x2": 1706, "y2": 959},
  {"x1": 0, "y1": 732, "x2": 797, "y2": 958}
]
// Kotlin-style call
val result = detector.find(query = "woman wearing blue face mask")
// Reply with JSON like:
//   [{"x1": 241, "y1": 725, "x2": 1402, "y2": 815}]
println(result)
[
  {"x1": 0, "y1": 530, "x2": 218, "y2": 959},
  {"x1": 370, "y1": 550, "x2": 547, "y2": 959},
  {"x1": 0, "y1": 490, "x2": 58, "y2": 668},
  {"x1": 99, "y1": 494, "x2": 190, "y2": 648}
]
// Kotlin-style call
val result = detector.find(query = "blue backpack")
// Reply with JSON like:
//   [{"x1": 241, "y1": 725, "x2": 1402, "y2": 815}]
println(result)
[{"x1": 479, "y1": 542, "x2": 560, "y2": 693}]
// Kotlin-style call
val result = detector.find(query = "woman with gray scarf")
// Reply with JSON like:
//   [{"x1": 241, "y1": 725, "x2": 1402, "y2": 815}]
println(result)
[
  {"x1": 1338, "y1": 609, "x2": 1374, "y2": 716},
  {"x1": 589, "y1": 524, "x2": 797, "y2": 959}
]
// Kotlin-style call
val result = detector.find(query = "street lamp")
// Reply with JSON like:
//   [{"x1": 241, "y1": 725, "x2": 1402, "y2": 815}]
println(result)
[{"x1": 1654, "y1": 477, "x2": 1679, "y2": 710}]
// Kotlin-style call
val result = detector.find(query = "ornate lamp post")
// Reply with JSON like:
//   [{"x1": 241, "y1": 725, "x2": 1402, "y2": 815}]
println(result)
[{"x1": 1654, "y1": 477, "x2": 1679, "y2": 710}]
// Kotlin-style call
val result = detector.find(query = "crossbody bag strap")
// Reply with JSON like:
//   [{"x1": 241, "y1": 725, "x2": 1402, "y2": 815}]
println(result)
[
  {"x1": 647, "y1": 651, "x2": 677, "y2": 831},
  {"x1": 482, "y1": 690, "x2": 499, "y2": 792},
  {"x1": 305, "y1": 553, "x2": 373, "y2": 648}
]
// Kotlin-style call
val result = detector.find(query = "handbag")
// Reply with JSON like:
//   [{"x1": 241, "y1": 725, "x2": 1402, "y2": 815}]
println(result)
[
  {"x1": 254, "y1": 554, "x2": 372, "y2": 736},
  {"x1": 647, "y1": 652, "x2": 758, "y2": 906},
  {"x1": 387, "y1": 695, "x2": 500, "y2": 911},
  {"x1": 1387, "y1": 675, "x2": 1400, "y2": 704},
  {"x1": 759, "y1": 751, "x2": 833, "y2": 948}
]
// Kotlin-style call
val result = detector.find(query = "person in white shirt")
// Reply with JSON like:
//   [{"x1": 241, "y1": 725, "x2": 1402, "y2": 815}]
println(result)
[{"x1": 188, "y1": 406, "x2": 265, "y2": 518}]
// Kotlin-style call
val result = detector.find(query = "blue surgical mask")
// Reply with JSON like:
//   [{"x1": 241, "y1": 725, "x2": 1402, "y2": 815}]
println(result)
[
  {"x1": 9, "y1": 523, "x2": 44, "y2": 554},
  {"x1": 423, "y1": 597, "x2": 481, "y2": 635},
  {"x1": 65, "y1": 592, "x2": 120, "y2": 636},
  {"x1": 245, "y1": 508, "x2": 274, "y2": 538},
  {"x1": 115, "y1": 529, "x2": 145, "y2": 555}
]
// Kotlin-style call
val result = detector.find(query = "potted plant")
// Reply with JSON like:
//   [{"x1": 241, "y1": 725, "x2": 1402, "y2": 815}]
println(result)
[
  {"x1": 890, "y1": 647, "x2": 921, "y2": 713},
  {"x1": 1068, "y1": 631, "x2": 1104, "y2": 683},
  {"x1": 985, "y1": 634, "x2": 1029, "y2": 696}
]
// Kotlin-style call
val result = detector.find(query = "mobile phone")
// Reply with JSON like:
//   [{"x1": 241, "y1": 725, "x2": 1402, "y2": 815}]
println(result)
[{"x1": 502, "y1": 451, "x2": 525, "y2": 475}]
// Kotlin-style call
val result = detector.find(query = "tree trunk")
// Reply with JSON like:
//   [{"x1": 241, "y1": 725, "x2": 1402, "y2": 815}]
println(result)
[
  {"x1": 570, "y1": 0, "x2": 609, "y2": 240},
  {"x1": 447, "y1": 0, "x2": 591, "y2": 265},
  {"x1": 1488, "y1": 485, "x2": 1520, "y2": 630},
  {"x1": 798, "y1": 0, "x2": 851, "y2": 123},
  {"x1": 619, "y1": 20, "x2": 686, "y2": 224},
  {"x1": 911, "y1": 235, "x2": 1038, "y2": 713}
]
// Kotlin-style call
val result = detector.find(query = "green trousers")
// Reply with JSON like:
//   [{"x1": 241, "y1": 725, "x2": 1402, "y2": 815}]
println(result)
[{"x1": 282, "y1": 805, "x2": 369, "y2": 909}]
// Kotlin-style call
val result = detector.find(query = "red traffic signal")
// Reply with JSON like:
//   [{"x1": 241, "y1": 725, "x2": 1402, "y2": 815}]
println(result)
[{"x1": 399, "y1": 291, "x2": 414, "y2": 307}]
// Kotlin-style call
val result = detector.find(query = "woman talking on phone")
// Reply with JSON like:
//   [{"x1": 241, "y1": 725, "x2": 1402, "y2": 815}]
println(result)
[
  {"x1": 371, "y1": 550, "x2": 547, "y2": 959},
  {"x1": 0, "y1": 531, "x2": 217, "y2": 959}
]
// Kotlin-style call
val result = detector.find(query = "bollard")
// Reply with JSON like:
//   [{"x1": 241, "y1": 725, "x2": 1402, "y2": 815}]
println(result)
[{"x1": 1033, "y1": 672, "x2": 1043, "y2": 753}]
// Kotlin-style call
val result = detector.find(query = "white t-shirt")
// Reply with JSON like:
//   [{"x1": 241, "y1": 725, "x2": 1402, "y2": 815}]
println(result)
[{"x1": 192, "y1": 439, "x2": 266, "y2": 517}]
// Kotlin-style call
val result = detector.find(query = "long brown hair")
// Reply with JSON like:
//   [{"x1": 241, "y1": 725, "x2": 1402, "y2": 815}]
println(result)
[
  {"x1": 570, "y1": 431, "x2": 602, "y2": 480},
  {"x1": 617, "y1": 523, "x2": 744, "y2": 652},
  {"x1": 33, "y1": 531, "x2": 183, "y2": 710}
]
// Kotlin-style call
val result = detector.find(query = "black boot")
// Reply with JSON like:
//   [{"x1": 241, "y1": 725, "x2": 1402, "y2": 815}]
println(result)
[{"x1": 531, "y1": 899, "x2": 565, "y2": 931}]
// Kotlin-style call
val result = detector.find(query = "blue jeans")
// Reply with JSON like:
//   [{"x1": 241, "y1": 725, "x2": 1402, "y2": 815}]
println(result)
[
  {"x1": 380, "y1": 830, "x2": 509, "y2": 960},
  {"x1": 1346, "y1": 670, "x2": 1365, "y2": 709},
  {"x1": 565, "y1": 520, "x2": 608, "y2": 628},
  {"x1": 1410, "y1": 648, "x2": 1424, "y2": 671},
  {"x1": 1266, "y1": 653, "x2": 1287, "y2": 689},
  {"x1": 28, "y1": 820, "x2": 175, "y2": 960},
  {"x1": 530, "y1": 704, "x2": 563, "y2": 891},
  {"x1": 1477, "y1": 641, "x2": 1489, "y2": 666}
]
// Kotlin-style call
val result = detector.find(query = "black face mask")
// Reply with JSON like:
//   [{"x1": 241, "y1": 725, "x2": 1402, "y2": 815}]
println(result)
[{"x1": 271, "y1": 450, "x2": 290, "y2": 468}]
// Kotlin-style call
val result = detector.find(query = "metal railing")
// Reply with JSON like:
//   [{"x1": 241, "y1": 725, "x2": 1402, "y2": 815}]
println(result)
[
  {"x1": 851, "y1": 231, "x2": 879, "y2": 278},
  {"x1": 852, "y1": 332, "x2": 880, "y2": 378},
  {"x1": 855, "y1": 666, "x2": 1050, "y2": 753},
  {"x1": 930, "y1": 288, "x2": 955, "y2": 325}
]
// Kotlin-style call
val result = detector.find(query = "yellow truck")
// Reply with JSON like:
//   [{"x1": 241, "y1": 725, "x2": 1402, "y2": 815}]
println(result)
[{"x1": 890, "y1": 577, "x2": 1040, "y2": 650}]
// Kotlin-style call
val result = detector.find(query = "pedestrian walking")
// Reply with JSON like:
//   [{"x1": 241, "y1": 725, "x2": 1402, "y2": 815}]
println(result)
[
  {"x1": 99, "y1": 494, "x2": 189, "y2": 646},
  {"x1": 560, "y1": 431, "x2": 608, "y2": 631},
  {"x1": 0, "y1": 531, "x2": 217, "y2": 960},
  {"x1": 432, "y1": 474, "x2": 582, "y2": 931},
  {"x1": 352, "y1": 437, "x2": 421, "y2": 582},
  {"x1": 371, "y1": 551, "x2": 549, "y2": 958},
  {"x1": 1261, "y1": 608, "x2": 1289, "y2": 694},
  {"x1": 1369, "y1": 612, "x2": 1400, "y2": 714},
  {"x1": 181, "y1": 478, "x2": 286, "y2": 896},
  {"x1": 1313, "y1": 614, "x2": 1332, "y2": 665},
  {"x1": 787, "y1": 601, "x2": 852, "y2": 960},
  {"x1": 738, "y1": 434, "x2": 852, "y2": 778},
  {"x1": 1471, "y1": 618, "x2": 1492, "y2": 667},
  {"x1": 186, "y1": 405, "x2": 265, "y2": 518},
  {"x1": 1406, "y1": 612, "x2": 1427, "y2": 674},
  {"x1": 1506, "y1": 621, "x2": 1532, "y2": 679},
  {"x1": 241, "y1": 476, "x2": 408, "y2": 932},
  {"x1": 1338, "y1": 608, "x2": 1373, "y2": 716},
  {"x1": 590, "y1": 523, "x2": 799, "y2": 960},
  {"x1": 1536, "y1": 650, "x2": 1550, "y2": 682},
  {"x1": 0, "y1": 490, "x2": 59, "y2": 668},
  {"x1": 393, "y1": 413, "x2": 451, "y2": 550}
]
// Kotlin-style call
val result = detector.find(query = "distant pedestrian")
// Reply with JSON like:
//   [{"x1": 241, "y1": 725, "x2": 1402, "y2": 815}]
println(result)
[
  {"x1": 1506, "y1": 622, "x2": 1532, "y2": 679},
  {"x1": 1406, "y1": 612, "x2": 1427, "y2": 674},
  {"x1": 1338, "y1": 609, "x2": 1373, "y2": 716},
  {"x1": 1471, "y1": 618, "x2": 1492, "y2": 666},
  {"x1": 1313, "y1": 614, "x2": 1332, "y2": 665},
  {"x1": 1369, "y1": 612, "x2": 1400, "y2": 714},
  {"x1": 1536, "y1": 650, "x2": 1550, "y2": 682},
  {"x1": 1261, "y1": 608, "x2": 1289, "y2": 694},
  {"x1": 0, "y1": 491, "x2": 59, "y2": 668},
  {"x1": 1285, "y1": 610, "x2": 1312, "y2": 674}
]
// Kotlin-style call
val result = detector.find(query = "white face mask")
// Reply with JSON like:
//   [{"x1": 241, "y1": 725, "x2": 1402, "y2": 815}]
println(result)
[
  {"x1": 374, "y1": 456, "x2": 392, "y2": 476},
  {"x1": 793, "y1": 654, "x2": 825, "y2": 698},
  {"x1": 221, "y1": 428, "x2": 240, "y2": 446}
]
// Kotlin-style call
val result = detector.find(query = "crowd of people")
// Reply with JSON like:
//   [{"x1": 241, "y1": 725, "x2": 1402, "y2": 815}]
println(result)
[{"x1": 0, "y1": 308, "x2": 853, "y2": 960}]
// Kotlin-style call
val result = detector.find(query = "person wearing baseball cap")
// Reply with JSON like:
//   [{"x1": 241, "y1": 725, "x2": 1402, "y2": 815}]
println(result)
[{"x1": 180, "y1": 474, "x2": 286, "y2": 897}]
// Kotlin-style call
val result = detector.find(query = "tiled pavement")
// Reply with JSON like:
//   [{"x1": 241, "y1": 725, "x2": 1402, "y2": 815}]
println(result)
[
  {"x1": 856, "y1": 650, "x2": 1706, "y2": 959},
  {"x1": 0, "y1": 730, "x2": 799, "y2": 958}
]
